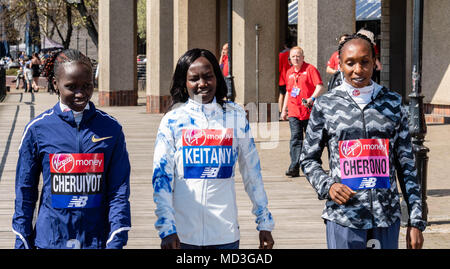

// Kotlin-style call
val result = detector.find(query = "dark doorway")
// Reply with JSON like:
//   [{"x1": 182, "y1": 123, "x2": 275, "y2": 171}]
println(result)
[{"x1": 388, "y1": 0, "x2": 407, "y2": 101}]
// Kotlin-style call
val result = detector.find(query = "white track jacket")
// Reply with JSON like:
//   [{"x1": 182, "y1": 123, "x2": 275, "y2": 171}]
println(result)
[{"x1": 152, "y1": 98, "x2": 274, "y2": 246}]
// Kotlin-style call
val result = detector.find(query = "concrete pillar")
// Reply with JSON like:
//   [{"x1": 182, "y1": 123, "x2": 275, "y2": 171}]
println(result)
[
  {"x1": 173, "y1": 0, "x2": 218, "y2": 65},
  {"x1": 146, "y1": 0, "x2": 174, "y2": 113},
  {"x1": 380, "y1": 0, "x2": 390, "y2": 89},
  {"x1": 297, "y1": 0, "x2": 355, "y2": 82},
  {"x1": 98, "y1": 0, "x2": 137, "y2": 106},
  {"x1": 232, "y1": 0, "x2": 280, "y2": 105}
]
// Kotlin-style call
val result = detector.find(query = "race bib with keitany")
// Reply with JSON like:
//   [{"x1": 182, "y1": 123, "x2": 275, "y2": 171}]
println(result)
[
  {"x1": 182, "y1": 129, "x2": 234, "y2": 179},
  {"x1": 50, "y1": 153, "x2": 104, "y2": 208},
  {"x1": 339, "y1": 139, "x2": 390, "y2": 190}
]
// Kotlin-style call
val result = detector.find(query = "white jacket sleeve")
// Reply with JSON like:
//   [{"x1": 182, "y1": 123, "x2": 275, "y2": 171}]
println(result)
[
  {"x1": 237, "y1": 117, "x2": 275, "y2": 232},
  {"x1": 152, "y1": 116, "x2": 177, "y2": 239}
]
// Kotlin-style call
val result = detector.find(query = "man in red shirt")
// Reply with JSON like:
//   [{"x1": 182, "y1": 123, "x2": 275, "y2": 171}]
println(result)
[
  {"x1": 278, "y1": 43, "x2": 291, "y2": 118},
  {"x1": 219, "y1": 43, "x2": 229, "y2": 77},
  {"x1": 281, "y1": 46, "x2": 325, "y2": 177},
  {"x1": 326, "y1": 34, "x2": 349, "y2": 75}
]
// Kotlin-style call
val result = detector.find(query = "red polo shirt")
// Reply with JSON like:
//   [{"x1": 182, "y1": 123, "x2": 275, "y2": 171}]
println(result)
[
  {"x1": 279, "y1": 50, "x2": 290, "y2": 86},
  {"x1": 222, "y1": 54, "x2": 229, "y2": 77},
  {"x1": 286, "y1": 62, "x2": 323, "y2": 120},
  {"x1": 327, "y1": 51, "x2": 340, "y2": 71}
]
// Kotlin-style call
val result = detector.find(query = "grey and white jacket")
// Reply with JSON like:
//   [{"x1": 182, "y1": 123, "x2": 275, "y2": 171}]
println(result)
[{"x1": 300, "y1": 81, "x2": 426, "y2": 231}]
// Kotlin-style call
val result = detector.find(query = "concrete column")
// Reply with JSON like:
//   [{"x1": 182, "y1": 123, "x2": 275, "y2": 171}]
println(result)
[
  {"x1": 232, "y1": 0, "x2": 280, "y2": 105},
  {"x1": 98, "y1": 0, "x2": 137, "y2": 106},
  {"x1": 298, "y1": 0, "x2": 355, "y2": 82},
  {"x1": 380, "y1": 0, "x2": 390, "y2": 88},
  {"x1": 173, "y1": 0, "x2": 218, "y2": 66},
  {"x1": 146, "y1": 0, "x2": 174, "y2": 113}
]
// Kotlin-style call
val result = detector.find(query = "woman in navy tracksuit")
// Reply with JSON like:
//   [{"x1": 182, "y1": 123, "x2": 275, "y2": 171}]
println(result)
[{"x1": 12, "y1": 49, "x2": 131, "y2": 249}]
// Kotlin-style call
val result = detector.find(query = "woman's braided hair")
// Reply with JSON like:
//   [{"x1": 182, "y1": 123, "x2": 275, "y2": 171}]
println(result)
[
  {"x1": 49, "y1": 49, "x2": 93, "y2": 79},
  {"x1": 338, "y1": 33, "x2": 376, "y2": 60}
]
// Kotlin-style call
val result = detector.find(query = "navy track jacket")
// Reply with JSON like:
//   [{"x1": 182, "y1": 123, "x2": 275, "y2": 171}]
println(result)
[{"x1": 12, "y1": 102, "x2": 131, "y2": 249}]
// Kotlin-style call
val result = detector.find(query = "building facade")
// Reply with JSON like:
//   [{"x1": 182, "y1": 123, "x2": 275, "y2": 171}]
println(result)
[{"x1": 96, "y1": 0, "x2": 449, "y2": 122}]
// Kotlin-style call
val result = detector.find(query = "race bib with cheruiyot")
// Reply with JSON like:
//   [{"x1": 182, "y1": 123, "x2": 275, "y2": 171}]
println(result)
[
  {"x1": 182, "y1": 129, "x2": 235, "y2": 179},
  {"x1": 50, "y1": 153, "x2": 104, "y2": 208},
  {"x1": 339, "y1": 138, "x2": 390, "y2": 190}
]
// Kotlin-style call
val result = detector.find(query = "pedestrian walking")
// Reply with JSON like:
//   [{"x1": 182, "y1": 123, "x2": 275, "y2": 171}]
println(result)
[
  {"x1": 23, "y1": 57, "x2": 33, "y2": 93},
  {"x1": 278, "y1": 42, "x2": 291, "y2": 120},
  {"x1": 219, "y1": 43, "x2": 229, "y2": 77},
  {"x1": 41, "y1": 51, "x2": 60, "y2": 95},
  {"x1": 30, "y1": 53, "x2": 42, "y2": 92},
  {"x1": 152, "y1": 48, "x2": 275, "y2": 249},
  {"x1": 14, "y1": 58, "x2": 28, "y2": 90},
  {"x1": 300, "y1": 33, "x2": 426, "y2": 249},
  {"x1": 12, "y1": 49, "x2": 131, "y2": 249},
  {"x1": 280, "y1": 46, "x2": 326, "y2": 177}
]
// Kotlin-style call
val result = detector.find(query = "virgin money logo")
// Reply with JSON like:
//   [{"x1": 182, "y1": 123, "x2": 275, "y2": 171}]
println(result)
[
  {"x1": 340, "y1": 140, "x2": 363, "y2": 158},
  {"x1": 51, "y1": 154, "x2": 75, "y2": 173},
  {"x1": 183, "y1": 129, "x2": 206, "y2": 146}
]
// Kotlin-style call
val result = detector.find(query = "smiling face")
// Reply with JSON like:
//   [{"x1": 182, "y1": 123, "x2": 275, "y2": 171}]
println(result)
[
  {"x1": 54, "y1": 61, "x2": 94, "y2": 112},
  {"x1": 186, "y1": 56, "x2": 217, "y2": 104},
  {"x1": 339, "y1": 38, "x2": 375, "y2": 88}
]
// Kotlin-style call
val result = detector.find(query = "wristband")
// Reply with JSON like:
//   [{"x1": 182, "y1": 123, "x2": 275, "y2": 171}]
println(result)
[{"x1": 311, "y1": 97, "x2": 316, "y2": 101}]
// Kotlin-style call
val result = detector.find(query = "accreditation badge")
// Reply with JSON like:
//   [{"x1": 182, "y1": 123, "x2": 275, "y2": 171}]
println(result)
[
  {"x1": 182, "y1": 129, "x2": 235, "y2": 179},
  {"x1": 291, "y1": 87, "x2": 300, "y2": 98},
  {"x1": 50, "y1": 153, "x2": 104, "y2": 208},
  {"x1": 338, "y1": 139, "x2": 390, "y2": 190}
]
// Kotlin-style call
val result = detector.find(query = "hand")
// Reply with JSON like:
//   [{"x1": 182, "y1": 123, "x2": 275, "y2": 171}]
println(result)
[
  {"x1": 280, "y1": 110, "x2": 288, "y2": 121},
  {"x1": 329, "y1": 183, "x2": 356, "y2": 205},
  {"x1": 406, "y1": 226, "x2": 424, "y2": 249},
  {"x1": 161, "y1": 233, "x2": 181, "y2": 249},
  {"x1": 306, "y1": 97, "x2": 314, "y2": 108},
  {"x1": 259, "y1": 231, "x2": 274, "y2": 249}
]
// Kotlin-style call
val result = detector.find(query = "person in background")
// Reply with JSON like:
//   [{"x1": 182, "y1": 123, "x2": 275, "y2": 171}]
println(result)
[
  {"x1": 23, "y1": 56, "x2": 33, "y2": 93},
  {"x1": 278, "y1": 42, "x2": 291, "y2": 120},
  {"x1": 326, "y1": 34, "x2": 349, "y2": 75},
  {"x1": 14, "y1": 58, "x2": 28, "y2": 90},
  {"x1": 30, "y1": 53, "x2": 42, "y2": 92},
  {"x1": 357, "y1": 29, "x2": 382, "y2": 83},
  {"x1": 281, "y1": 46, "x2": 326, "y2": 178},
  {"x1": 219, "y1": 43, "x2": 229, "y2": 78}
]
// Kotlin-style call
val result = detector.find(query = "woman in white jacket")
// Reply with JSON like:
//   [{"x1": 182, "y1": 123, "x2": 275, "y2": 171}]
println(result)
[{"x1": 152, "y1": 48, "x2": 275, "y2": 249}]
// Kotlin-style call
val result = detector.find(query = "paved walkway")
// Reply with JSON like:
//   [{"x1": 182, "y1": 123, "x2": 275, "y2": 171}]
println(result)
[{"x1": 0, "y1": 88, "x2": 449, "y2": 249}]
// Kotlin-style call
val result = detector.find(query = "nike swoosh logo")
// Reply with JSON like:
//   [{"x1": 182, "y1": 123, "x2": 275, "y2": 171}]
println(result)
[{"x1": 92, "y1": 135, "x2": 113, "y2": 143}]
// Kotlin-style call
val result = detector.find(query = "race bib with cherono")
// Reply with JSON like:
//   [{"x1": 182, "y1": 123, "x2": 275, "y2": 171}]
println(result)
[
  {"x1": 339, "y1": 139, "x2": 390, "y2": 190},
  {"x1": 182, "y1": 129, "x2": 235, "y2": 179},
  {"x1": 50, "y1": 153, "x2": 104, "y2": 208}
]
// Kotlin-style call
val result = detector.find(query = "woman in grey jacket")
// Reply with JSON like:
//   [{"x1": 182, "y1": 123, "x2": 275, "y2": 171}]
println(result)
[{"x1": 300, "y1": 34, "x2": 425, "y2": 249}]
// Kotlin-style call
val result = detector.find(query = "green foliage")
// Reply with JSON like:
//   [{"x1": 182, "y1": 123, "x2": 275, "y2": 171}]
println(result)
[
  {"x1": 6, "y1": 68, "x2": 19, "y2": 76},
  {"x1": 137, "y1": 0, "x2": 146, "y2": 40}
]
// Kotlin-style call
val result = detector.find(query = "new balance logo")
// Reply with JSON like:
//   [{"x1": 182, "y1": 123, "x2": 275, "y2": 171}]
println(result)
[
  {"x1": 200, "y1": 167, "x2": 220, "y2": 178},
  {"x1": 67, "y1": 196, "x2": 88, "y2": 208},
  {"x1": 358, "y1": 177, "x2": 377, "y2": 189}
]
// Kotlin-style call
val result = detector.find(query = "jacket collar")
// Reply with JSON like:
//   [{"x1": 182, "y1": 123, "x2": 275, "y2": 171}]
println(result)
[
  {"x1": 334, "y1": 80, "x2": 386, "y2": 102},
  {"x1": 185, "y1": 97, "x2": 222, "y2": 115},
  {"x1": 54, "y1": 101, "x2": 97, "y2": 126}
]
